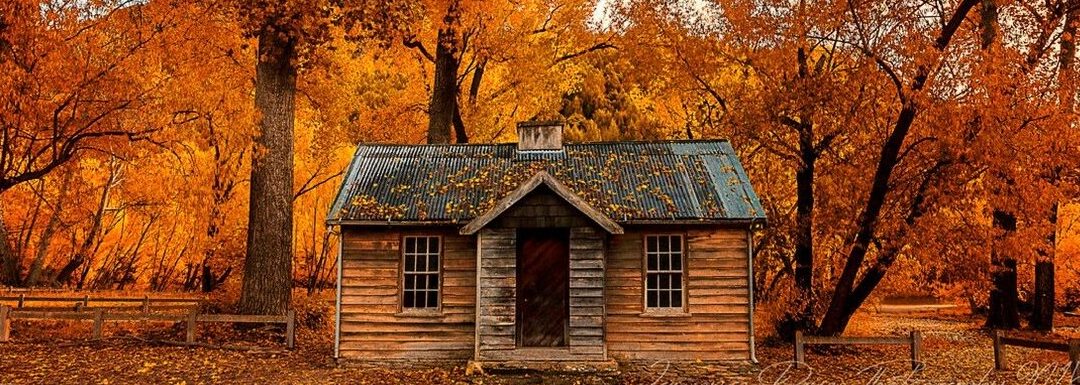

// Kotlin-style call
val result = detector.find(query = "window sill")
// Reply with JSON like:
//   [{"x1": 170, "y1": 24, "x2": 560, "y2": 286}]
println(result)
[
  {"x1": 394, "y1": 310, "x2": 444, "y2": 318},
  {"x1": 639, "y1": 311, "x2": 692, "y2": 318}
]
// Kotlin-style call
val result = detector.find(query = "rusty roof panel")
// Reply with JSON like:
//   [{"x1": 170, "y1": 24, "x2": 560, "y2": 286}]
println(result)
[{"x1": 328, "y1": 140, "x2": 766, "y2": 224}]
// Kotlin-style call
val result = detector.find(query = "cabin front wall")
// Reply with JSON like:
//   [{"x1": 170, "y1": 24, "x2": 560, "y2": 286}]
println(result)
[
  {"x1": 336, "y1": 222, "x2": 752, "y2": 363},
  {"x1": 605, "y1": 226, "x2": 752, "y2": 361},
  {"x1": 337, "y1": 227, "x2": 476, "y2": 360}
]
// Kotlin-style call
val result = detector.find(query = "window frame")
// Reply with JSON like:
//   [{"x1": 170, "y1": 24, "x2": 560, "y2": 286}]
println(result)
[
  {"x1": 399, "y1": 235, "x2": 443, "y2": 314},
  {"x1": 642, "y1": 233, "x2": 688, "y2": 314}
]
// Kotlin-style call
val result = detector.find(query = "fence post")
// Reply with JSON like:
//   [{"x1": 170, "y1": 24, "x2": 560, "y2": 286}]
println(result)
[
  {"x1": 91, "y1": 309, "x2": 104, "y2": 340},
  {"x1": 794, "y1": 330, "x2": 805, "y2": 368},
  {"x1": 910, "y1": 331, "x2": 923, "y2": 371},
  {"x1": 1068, "y1": 339, "x2": 1080, "y2": 385},
  {"x1": 0, "y1": 305, "x2": 10, "y2": 342},
  {"x1": 993, "y1": 330, "x2": 1006, "y2": 371},
  {"x1": 83, "y1": 294, "x2": 90, "y2": 309},
  {"x1": 17, "y1": 294, "x2": 24, "y2": 309},
  {"x1": 185, "y1": 309, "x2": 197, "y2": 345},
  {"x1": 286, "y1": 310, "x2": 296, "y2": 350}
]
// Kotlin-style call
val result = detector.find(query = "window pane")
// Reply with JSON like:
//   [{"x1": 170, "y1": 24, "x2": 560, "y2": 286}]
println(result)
[
  {"x1": 659, "y1": 236, "x2": 669, "y2": 252},
  {"x1": 671, "y1": 237, "x2": 681, "y2": 253},
  {"x1": 429, "y1": 238, "x2": 440, "y2": 253},
  {"x1": 659, "y1": 274, "x2": 670, "y2": 290},
  {"x1": 405, "y1": 238, "x2": 416, "y2": 254},
  {"x1": 659, "y1": 290, "x2": 671, "y2": 307},
  {"x1": 647, "y1": 274, "x2": 658, "y2": 290},
  {"x1": 426, "y1": 291, "x2": 438, "y2": 308},
  {"x1": 647, "y1": 255, "x2": 658, "y2": 271},
  {"x1": 660, "y1": 254, "x2": 670, "y2": 270},
  {"x1": 404, "y1": 291, "x2": 415, "y2": 308},
  {"x1": 649, "y1": 236, "x2": 658, "y2": 253},
  {"x1": 429, "y1": 255, "x2": 439, "y2": 272},
  {"x1": 672, "y1": 274, "x2": 682, "y2": 290},
  {"x1": 646, "y1": 290, "x2": 658, "y2": 308},
  {"x1": 404, "y1": 274, "x2": 415, "y2": 290},
  {"x1": 672, "y1": 291, "x2": 683, "y2": 307},
  {"x1": 671, "y1": 254, "x2": 681, "y2": 270},
  {"x1": 405, "y1": 255, "x2": 416, "y2": 272},
  {"x1": 417, "y1": 238, "x2": 427, "y2": 253},
  {"x1": 416, "y1": 274, "x2": 427, "y2": 290},
  {"x1": 427, "y1": 274, "x2": 439, "y2": 289}
]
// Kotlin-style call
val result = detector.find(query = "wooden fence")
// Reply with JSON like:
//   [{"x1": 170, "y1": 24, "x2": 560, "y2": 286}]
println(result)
[
  {"x1": 0, "y1": 294, "x2": 203, "y2": 312},
  {"x1": 0, "y1": 295, "x2": 295, "y2": 349},
  {"x1": 993, "y1": 331, "x2": 1079, "y2": 384},
  {"x1": 794, "y1": 330, "x2": 923, "y2": 370}
]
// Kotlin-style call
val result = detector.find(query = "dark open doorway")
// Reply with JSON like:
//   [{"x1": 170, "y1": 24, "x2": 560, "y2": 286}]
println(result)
[{"x1": 515, "y1": 228, "x2": 570, "y2": 347}]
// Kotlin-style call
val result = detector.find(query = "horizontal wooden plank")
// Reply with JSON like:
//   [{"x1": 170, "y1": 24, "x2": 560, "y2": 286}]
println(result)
[
  {"x1": 197, "y1": 314, "x2": 288, "y2": 323},
  {"x1": 339, "y1": 349, "x2": 473, "y2": 360},
  {"x1": 339, "y1": 340, "x2": 473, "y2": 351},
  {"x1": 608, "y1": 341, "x2": 749, "y2": 352},
  {"x1": 609, "y1": 350, "x2": 748, "y2": 361},
  {"x1": 999, "y1": 337, "x2": 1071, "y2": 352}
]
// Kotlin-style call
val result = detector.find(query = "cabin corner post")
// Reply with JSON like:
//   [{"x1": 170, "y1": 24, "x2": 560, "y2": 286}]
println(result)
[
  {"x1": 747, "y1": 228, "x2": 757, "y2": 363},
  {"x1": 334, "y1": 226, "x2": 343, "y2": 361}
]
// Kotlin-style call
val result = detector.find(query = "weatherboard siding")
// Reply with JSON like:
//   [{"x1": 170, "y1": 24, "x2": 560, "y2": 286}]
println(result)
[
  {"x1": 605, "y1": 227, "x2": 752, "y2": 361},
  {"x1": 337, "y1": 227, "x2": 476, "y2": 361},
  {"x1": 336, "y1": 225, "x2": 752, "y2": 362}
]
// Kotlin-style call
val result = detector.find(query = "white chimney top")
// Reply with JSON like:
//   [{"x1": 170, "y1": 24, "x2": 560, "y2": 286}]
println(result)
[{"x1": 516, "y1": 121, "x2": 564, "y2": 151}]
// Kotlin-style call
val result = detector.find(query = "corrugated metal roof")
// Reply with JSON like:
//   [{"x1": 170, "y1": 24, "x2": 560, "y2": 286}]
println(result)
[{"x1": 327, "y1": 140, "x2": 766, "y2": 224}]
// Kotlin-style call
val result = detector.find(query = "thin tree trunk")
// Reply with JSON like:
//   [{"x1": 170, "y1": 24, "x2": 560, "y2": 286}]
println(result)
[
  {"x1": 427, "y1": 0, "x2": 461, "y2": 144},
  {"x1": 55, "y1": 164, "x2": 117, "y2": 285},
  {"x1": 0, "y1": 204, "x2": 19, "y2": 286},
  {"x1": 26, "y1": 170, "x2": 71, "y2": 286},
  {"x1": 987, "y1": 209, "x2": 1021, "y2": 329},
  {"x1": 816, "y1": 0, "x2": 981, "y2": 336},
  {"x1": 238, "y1": 26, "x2": 296, "y2": 316},
  {"x1": 1031, "y1": 260, "x2": 1055, "y2": 330}
]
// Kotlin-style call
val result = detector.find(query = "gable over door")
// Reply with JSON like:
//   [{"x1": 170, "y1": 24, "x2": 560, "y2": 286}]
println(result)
[{"x1": 516, "y1": 228, "x2": 570, "y2": 347}]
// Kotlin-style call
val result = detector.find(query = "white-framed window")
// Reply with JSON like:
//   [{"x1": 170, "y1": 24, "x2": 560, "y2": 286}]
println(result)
[
  {"x1": 645, "y1": 234, "x2": 684, "y2": 309},
  {"x1": 402, "y1": 236, "x2": 441, "y2": 310}
]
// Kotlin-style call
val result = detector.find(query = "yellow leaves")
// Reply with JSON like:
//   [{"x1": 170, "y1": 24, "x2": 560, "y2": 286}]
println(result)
[{"x1": 137, "y1": 361, "x2": 157, "y2": 373}]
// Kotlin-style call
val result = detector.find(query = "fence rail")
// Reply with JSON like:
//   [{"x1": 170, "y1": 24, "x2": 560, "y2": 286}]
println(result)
[
  {"x1": 0, "y1": 294, "x2": 204, "y2": 310},
  {"x1": 794, "y1": 330, "x2": 923, "y2": 370},
  {"x1": 992, "y1": 330, "x2": 1079, "y2": 384},
  {"x1": 0, "y1": 300, "x2": 295, "y2": 349}
]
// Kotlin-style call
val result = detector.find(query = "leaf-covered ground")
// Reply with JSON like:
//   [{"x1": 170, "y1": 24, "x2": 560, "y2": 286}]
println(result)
[{"x1": 2, "y1": 312, "x2": 1078, "y2": 384}]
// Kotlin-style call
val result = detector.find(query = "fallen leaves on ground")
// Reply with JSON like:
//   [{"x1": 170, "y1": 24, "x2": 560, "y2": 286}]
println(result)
[{"x1": 2, "y1": 312, "x2": 1079, "y2": 384}]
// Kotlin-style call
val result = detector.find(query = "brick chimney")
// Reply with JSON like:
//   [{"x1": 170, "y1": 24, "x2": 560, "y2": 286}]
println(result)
[{"x1": 516, "y1": 121, "x2": 564, "y2": 151}]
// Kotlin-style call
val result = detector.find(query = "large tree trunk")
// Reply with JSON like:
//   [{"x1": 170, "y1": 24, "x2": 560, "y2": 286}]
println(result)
[
  {"x1": 238, "y1": 27, "x2": 296, "y2": 316},
  {"x1": 427, "y1": 0, "x2": 461, "y2": 144},
  {"x1": 986, "y1": 209, "x2": 1020, "y2": 329}
]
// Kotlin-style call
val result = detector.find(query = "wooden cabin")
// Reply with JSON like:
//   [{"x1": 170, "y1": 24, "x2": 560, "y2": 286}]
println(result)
[{"x1": 326, "y1": 121, "x2": 766, "y2": 366}]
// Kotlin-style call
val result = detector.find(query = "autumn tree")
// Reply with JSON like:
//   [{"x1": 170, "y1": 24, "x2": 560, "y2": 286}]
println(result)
[
  {"x1": 402, "y1": 0, "x2": 618, "y2": 144},
  {"x1": 224, "y1": 0, "x2": 417, "y2": 315},
  {"x1": 0, "y1": 0, "x2": 173, "y2": 285}
]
